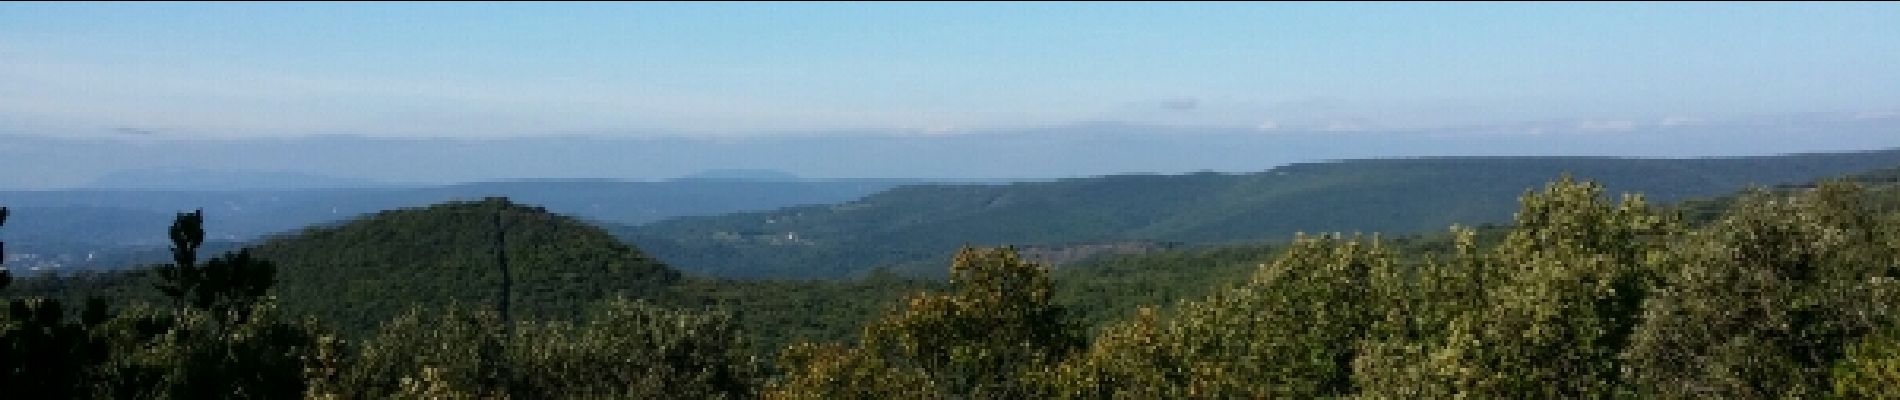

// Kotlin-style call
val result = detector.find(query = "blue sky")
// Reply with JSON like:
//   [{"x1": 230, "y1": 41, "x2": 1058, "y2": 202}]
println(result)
[{"x1": 2, "y1": 2, "x2": 1898, "y2": 137}]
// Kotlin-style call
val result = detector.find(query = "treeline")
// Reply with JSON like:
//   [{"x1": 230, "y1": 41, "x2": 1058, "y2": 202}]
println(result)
[{"x1": 7, "y1": 176, "x2": 1900, "y2": 398}]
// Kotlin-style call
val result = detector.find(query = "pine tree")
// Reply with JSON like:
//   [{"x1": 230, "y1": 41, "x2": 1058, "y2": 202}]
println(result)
[{"x1": 153, "y1": 209, "x2": 277, "y2": 324}]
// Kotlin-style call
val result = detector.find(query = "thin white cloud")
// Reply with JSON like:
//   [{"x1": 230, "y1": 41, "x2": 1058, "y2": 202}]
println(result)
[
  {"x1": 1659, "y1": 116, "x2": 1704, "y2": 127},
  {"x1": 1576, "y1": 120, "x2": 1638, "y2": 132},
  {"x1": 921, "y1": 125, "x2": 959, "y2": 134},
  {"x1": 1321, "y1": 120, "x2": 1367, "y2": 132}
]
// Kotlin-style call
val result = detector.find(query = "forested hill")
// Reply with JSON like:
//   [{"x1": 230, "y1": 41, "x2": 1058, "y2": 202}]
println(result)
[
  {"x1": 622, "y1": 149, "x2": 1900, "y2": 278},
  {"x1": 0, "y1": 178, "x2": 911, "y2": 272},
  {"x1": 0, "y1": 196, "x2": 936, "y2": 347},
  {"x1": 251, "y1": 198, "x2": 681, "y2": 334}
]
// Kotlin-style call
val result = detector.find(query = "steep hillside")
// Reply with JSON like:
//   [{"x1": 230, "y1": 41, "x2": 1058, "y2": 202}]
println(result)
[
  {"x1": 253, "y1": 198, "x2": 681, "y2": 334},
  {"x1": 622, "y1": 149, "x2": 1900, "y2": 278}
]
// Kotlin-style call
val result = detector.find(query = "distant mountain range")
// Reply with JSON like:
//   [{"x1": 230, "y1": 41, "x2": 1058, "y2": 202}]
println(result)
[
  {"x1": 5, "y1": 113, "x2": 1898, "y2": 190},
  {"x1": 83, "y1": 168, "x2": 398, "y2": 190},
  {"x1": 618, "y1": 149, "x2": 1900, "y2": 278},
  {"x1": 0, "y1": 178, "x2": 914, "y2": 271}
]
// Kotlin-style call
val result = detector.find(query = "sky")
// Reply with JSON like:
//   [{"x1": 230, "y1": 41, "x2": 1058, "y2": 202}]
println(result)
[{"x1": 2, "y1": 2, "x2": 1899, "y2": 138}]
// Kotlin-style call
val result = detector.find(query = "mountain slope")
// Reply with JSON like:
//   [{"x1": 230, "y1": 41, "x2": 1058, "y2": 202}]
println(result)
[
  {"x1": 622, "y1": 149, "x2": 1900, "y2": 278},
  {"x1": 254, "y1": 198, "x2": 681, "y2": 334}
]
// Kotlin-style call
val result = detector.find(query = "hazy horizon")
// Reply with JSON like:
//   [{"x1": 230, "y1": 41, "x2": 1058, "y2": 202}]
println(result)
[
  {"x1": 4, "y1": 2, "x2": 1898, "y2": 138},
  {"x1": 4, "y1": 2, "x2": 1899, "y2": 189},
  {"x1": 4, "y1": 112, "x2": 1899, "y2": 190}
]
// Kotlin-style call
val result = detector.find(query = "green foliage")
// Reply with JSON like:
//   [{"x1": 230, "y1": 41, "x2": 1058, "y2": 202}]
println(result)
[
  {"x1": 153, "y1": 210, "x2": 277, "y2": 324},
  {"x1": 770, "y1": 247, "x2": 1082, "y2": 398},
  {"x1": 768, "y1": 343, "x2": 938, "y2": 400},
  {"x1": 510, "y1": 298, "x2": 758, "y2": 399},
  {"x1": 1349, "y1": 226, "x2": 1488, "y2": 398},
  {"x1": 1050, "y1": 244, "x2": 1274, "y2": 333},
  {"x1": 87, "y1": 302, "x2": 325, "y2": 399},
  {"x1": 318, "y1": 299, "x2": 757, "y2": 399},
  {"x1": 1831, "y1": 326, "x2": 1900, "y2": 398},
  {"x1": 1373, "y1": 177, "x2": 1678, "y2": 397},
  {"x1": 1040, "y1": 234, "x2": 1393, "y2": 398},
  {"x1": 316, "y1": 304, "x2": 501, "y2": 399},
  {"x1": 153, "y1": 210, "x2": 205, "y2": 305},
  {"x1": 1622, "y1": 182, "x2": 1900, "y2": 398},
  {"x1": 668, "y1": 274, "x2": 941, "y2": 358},
  {"x1": 1029, "y1": 306, "x2": 1183, "y2": 398},
  {"x1": 0, "y1": 298, "x2": 112, "y2": 399}
]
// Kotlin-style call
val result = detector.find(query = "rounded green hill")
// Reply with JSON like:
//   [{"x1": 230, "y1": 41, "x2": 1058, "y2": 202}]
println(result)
[{"x1": 256, "y1": 197, "x2": 680, "y2": 335}]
